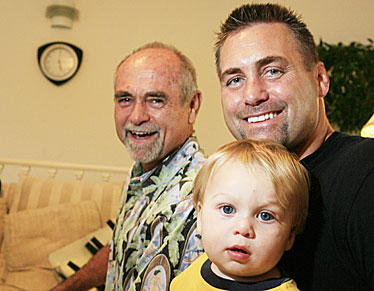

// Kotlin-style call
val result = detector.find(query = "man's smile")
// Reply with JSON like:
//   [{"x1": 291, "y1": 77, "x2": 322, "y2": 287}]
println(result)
[
  {"x1": 245, "y1": 111, "x2": 280, "y2": 123},
  {"x1": 127, "y1": 129, "x2": 158, "y2": 139}
]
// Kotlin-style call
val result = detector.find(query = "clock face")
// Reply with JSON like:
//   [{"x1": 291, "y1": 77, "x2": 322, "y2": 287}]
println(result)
[
  {"x1": 41, "y1": 44, "x2": 78, "y2": 80},
  {"x1": 37, "y1": 42, "x2": 83, "y2": 85}
]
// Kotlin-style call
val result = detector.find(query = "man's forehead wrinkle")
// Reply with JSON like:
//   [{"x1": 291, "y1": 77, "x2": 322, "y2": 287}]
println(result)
[
  {"x1": 115, "y1": 47, "x2": 183, "y2": 101},
  {"x1": 130, "y1": 47, "x2": 181, "y2": 68},
  {"x1": 128, "y1": 55, "x2": 182, "y2": 82},
  {"x1": 134, "y1": 69, "x2": 158, "y2": 81},
  {"x1": 118, "y1": 60, "x2": 180, "y2": 83}
]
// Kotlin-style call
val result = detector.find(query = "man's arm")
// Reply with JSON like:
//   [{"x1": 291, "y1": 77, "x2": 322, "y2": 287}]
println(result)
[
  {"x1": 348, "y1": 168, "x2": 374, "y2": 289},
  {"x1": 51, "y1": 244, "x2": 110, "y2": 291}
]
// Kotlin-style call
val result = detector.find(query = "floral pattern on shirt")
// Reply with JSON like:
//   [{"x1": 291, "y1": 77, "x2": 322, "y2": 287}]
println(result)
[{"x1": 105, "y1": 137, "x2": 206, "y2": 291}]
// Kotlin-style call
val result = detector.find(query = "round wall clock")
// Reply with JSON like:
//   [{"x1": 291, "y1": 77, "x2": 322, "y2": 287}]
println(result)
[{"x1": 37, "y1": 42, "x2": 83, "y2": 86}]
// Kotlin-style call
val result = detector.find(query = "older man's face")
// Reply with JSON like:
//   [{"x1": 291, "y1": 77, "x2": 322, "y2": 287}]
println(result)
[
  {"x1": 219, "y1": 23, "x2": 324, "y2": 154},
  {"x1": 114, "y1": 48, "x2": 193, "y2": 171}
]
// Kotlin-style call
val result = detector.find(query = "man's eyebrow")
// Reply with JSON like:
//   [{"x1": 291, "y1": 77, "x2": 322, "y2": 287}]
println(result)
[
  {"x1": 220, "y1": 56, "x2": 289, "y2": 80},
  {"x1": 220, "y1": 67, "x2": 243, "y2": 80},
  {"x1": 145, "y1": 91, "x2": 167, "y2": 98},
  {"x1": 114, "y1": 91, "x2": 131, "y2": 98},
  {"x1": 256, "y1": 56, "x2": 289, "y2": 68}
]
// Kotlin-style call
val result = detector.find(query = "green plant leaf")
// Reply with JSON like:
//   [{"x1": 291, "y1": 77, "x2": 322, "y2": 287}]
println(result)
[{"x1": 318, "y1": 39, "x2": 374, "y2": 133}]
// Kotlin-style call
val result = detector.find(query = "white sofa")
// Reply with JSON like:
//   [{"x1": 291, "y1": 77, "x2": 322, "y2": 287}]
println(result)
[{"x1": 0, "y1": 159, "x2": 128, "y2": 291}]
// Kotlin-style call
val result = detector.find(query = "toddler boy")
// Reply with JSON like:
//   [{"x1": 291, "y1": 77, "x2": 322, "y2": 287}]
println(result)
[{"x1": 171, "y1": 139, "x2": 309, "y2": 290}]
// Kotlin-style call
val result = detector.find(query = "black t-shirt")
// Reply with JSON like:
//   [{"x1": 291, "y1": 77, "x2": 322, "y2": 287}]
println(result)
[{"x1": 280, "y1": 132, "x2": 374, "y2": 290}]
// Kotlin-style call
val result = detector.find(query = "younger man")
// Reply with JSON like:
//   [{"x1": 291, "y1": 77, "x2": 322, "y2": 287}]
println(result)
[{"x1": 171, "y1": 139, "x2": 309, "y2": 290}]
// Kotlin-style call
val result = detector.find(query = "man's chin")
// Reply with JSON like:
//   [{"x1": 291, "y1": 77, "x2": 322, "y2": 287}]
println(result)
[
  {"x1": 126, "y1": 142, "x2": 163, "y2": 164},
  {"x1": 129, "y1": 152, "x2": 157, "y2": 164},
  {"x1": 239, "y1": 130, "x2": 286, "y2": 145}
]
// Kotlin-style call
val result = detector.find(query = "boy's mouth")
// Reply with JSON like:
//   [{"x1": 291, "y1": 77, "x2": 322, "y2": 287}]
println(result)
[
  {"x1": 226, "y1": 244, "x2": 251, "y2": 261},
  {"x1": 228, "y1": 245, "x2": 249, "y2": 255}
]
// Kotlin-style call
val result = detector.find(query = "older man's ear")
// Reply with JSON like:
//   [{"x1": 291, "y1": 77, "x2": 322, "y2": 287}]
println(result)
[{"x1": 188, "y1": 91, "x2": 202, "y2": 124}]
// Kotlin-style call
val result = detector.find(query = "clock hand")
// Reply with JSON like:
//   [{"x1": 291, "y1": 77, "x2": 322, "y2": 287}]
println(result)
[
  {"x1": 58, "y1": 58, "x2": 63, "y2": 71},
  {"x1": 58, "y1": 49, "x2": 63, "y2": 71}
]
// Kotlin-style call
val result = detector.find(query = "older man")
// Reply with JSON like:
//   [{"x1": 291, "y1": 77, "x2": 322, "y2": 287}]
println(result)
[
  {"x1": 52, "y1": 42, "x2": 206, "y2": 291},
  {"x1": 216, "y1": 4, "x2": 374, "y2": 291}
]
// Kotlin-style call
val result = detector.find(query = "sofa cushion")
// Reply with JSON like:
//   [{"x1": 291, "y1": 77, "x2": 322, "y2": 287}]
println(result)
[
  {"x1": 0, "y1": 267, "x2": 58, "y2": 291},
  {"x1": 0, "y1": 244, "x2": 5, "y2": 284},
  {"x1": 0, "y1": 197, "x2": 6, "y2": 246},
  {"x1": 0, "y1": 183, "x2": 14, "y2": 245},
  {"x1": 8, "y1": 176, "x2": 124, "y2": 225},
  {"x1": 3, "y1": 200, "x2": 102, "y2": 271},
  {"x1": 0, "y1": 183, "x2": 14, "y2": 283}
]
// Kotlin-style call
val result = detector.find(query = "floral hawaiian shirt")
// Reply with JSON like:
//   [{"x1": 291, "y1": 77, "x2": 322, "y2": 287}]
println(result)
[{"x1": 105, "y1": 137, "x2": 206, "y2": 291}]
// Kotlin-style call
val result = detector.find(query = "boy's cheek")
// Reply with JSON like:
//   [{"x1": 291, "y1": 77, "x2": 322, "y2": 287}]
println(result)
[{"x1": 285, "y1": 231, "x2": 296, "y2": 251}]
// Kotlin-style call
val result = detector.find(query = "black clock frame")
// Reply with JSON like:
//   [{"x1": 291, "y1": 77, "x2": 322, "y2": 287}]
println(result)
[{"x1": 37, "y1": 41, "x2": 83, "y2": 86}]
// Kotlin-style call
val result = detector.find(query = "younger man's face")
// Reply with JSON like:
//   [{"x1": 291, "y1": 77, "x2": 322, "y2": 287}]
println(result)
[
  {"x1": 197, "y1": 160, "x2": 295, "y2": 282},
  {"x1": 219, "y1": 23, "x2": 324, "y2": 155}
]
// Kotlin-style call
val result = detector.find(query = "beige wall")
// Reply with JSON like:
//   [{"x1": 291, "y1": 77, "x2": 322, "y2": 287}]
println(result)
[{"x1": 1, "y1": 0, "x2": 373, "y2": 168}]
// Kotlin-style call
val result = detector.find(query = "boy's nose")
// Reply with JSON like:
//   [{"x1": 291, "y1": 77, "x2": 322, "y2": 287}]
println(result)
[{"x1": 234, "y1": 217, "x2": 255, "y2": 239}]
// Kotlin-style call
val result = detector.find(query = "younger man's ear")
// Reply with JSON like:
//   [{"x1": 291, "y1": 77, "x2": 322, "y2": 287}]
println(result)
[
  {"x1": 188, "y1": 91, "x2": 202, "y2": 124},
  {"x1": 316, "y1": 62, "x2": 330, "y2": 98}
]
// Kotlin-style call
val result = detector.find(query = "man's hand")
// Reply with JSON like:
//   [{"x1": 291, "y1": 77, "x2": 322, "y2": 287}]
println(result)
[{"x1": 50, "y1": 244, "x2": 110, "y2": 291}]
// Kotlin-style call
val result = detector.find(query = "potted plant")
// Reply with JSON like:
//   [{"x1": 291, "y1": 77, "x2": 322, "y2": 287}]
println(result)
[{"x1": 318, "y1": 39, "x2": 374, "y2": 133}]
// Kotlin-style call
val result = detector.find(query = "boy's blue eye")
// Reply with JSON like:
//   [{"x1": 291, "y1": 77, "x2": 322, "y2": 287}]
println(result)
[
  {"x1": 221, "y1": 205, "x2": 234, "y2": 214},
  {"x1": 259, "y1": 212, "x2": 274, "y2": 221}
]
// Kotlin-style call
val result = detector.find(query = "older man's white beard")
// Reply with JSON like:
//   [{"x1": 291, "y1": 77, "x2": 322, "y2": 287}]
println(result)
[{"x1": 122, "y1": 123, "x2": 164, "y2": 164}]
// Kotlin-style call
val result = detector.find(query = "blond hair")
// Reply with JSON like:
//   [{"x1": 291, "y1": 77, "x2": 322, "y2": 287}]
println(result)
[{"x1": 193, "y1": 139, "x2": 309, "y2": 235}]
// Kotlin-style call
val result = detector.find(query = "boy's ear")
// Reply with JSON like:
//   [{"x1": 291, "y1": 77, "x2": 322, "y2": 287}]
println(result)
[
  {"x1": 196, "y1": 202, "x2": 202, "y2": 234},
  {"x1": 285, "y1": 231, "x2": 296, "y2": 251}
]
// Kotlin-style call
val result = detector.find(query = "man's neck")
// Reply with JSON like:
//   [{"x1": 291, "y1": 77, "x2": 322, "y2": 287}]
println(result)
[
  {"x1": 297, "y1": 123, "x2": 334, "y2": 160},
  {"x1": 140, "y1": 136, "x2": 192, "y2": 172}
]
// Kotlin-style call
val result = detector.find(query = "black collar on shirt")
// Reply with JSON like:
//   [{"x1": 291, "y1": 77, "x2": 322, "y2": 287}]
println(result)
[{"x1": 201, "y1": 259, "x2": 291, "y2": 291}]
